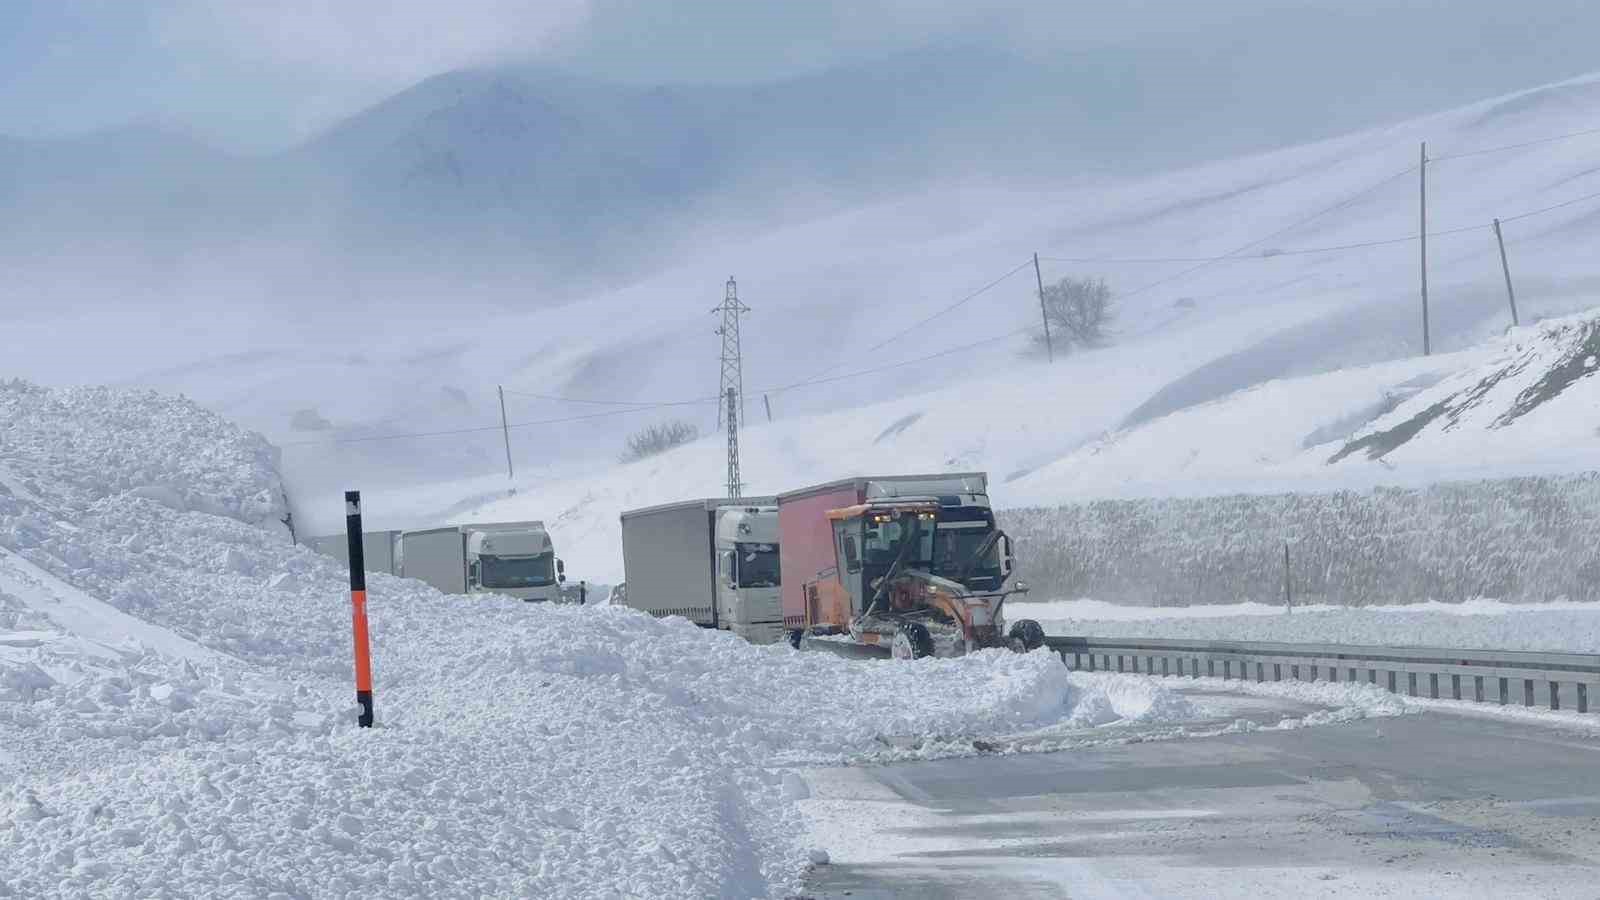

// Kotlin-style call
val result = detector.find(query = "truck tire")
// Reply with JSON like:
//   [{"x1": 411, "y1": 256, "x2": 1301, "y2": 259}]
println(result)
[
  {"x1": 788, "y1": 629, "x2": 804, "y2": 650},
  {"x1": 1008, "y1": 619, "x2": 1045, "y2": 652},
  {"x1": 891, "y1": 622, "x2": 935, "y2": 660}
]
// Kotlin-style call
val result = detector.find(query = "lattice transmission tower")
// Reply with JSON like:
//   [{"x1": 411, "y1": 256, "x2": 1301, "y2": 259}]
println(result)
[{"x1": 712, "y1": 276, "x2": 750, "y2": 498}]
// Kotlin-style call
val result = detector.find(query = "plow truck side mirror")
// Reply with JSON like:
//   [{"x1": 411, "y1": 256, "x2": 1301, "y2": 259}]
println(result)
[
  {"x1": 557, "y1": 558, "x2": 566, "y2": 583},
  {"x1": 999, "y1": 534, "x2": 1016, "y2": 577},
  {"x1": 468, "y1": 560, "x2": 481, "y2": 588},
  {"x1": 720, "y1": 550, "x2": 736, "y2": 585}
]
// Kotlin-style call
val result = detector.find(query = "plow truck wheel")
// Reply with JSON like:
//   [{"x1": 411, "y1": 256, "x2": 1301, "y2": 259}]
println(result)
[
  {"x1": 1008, "y1": 619, "x2": 1045, "y2": 652},
  {"x1": 891, "y1": 622, "x2": 935, "y2": 660},
  {"x1": 788, "y1": 629, "x2": 804, "y2": 650}
]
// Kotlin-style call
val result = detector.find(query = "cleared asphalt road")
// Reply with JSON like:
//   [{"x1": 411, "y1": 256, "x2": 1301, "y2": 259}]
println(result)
[{"x1": 798, "y1": 689, "x2": 1600, "y2": 898}]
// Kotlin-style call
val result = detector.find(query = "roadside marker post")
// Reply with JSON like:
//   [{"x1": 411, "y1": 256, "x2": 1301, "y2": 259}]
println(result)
[{"x1": 345, "y1": 491, "x2": 375, "y2": 728}]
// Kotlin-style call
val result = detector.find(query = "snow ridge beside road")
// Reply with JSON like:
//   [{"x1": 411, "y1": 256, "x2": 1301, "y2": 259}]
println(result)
[{"x1": 0, "y1": 380, "x2": 1210, "y2": 898}]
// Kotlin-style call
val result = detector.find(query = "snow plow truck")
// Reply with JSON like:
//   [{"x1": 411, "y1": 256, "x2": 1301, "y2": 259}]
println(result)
[{"x1": 777, "y1": 473, "x2": 1041, "y2": 659}]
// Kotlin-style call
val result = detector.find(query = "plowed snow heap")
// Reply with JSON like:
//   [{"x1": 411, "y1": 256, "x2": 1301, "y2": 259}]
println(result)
[{"x1": 0, "y1": 379, "x2": 1191, "y2": 899}]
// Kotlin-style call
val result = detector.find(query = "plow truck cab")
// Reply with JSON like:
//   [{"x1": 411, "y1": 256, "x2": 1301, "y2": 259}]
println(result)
[{"x1": 778, "y1": 473, "x2": 1041, "y2": 659}]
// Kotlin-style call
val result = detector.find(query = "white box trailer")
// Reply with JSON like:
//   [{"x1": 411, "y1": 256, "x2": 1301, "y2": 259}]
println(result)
[
  {"x1": 305, "y1": 531, "x2": 401, "y2": 576},
  {"x1": 619, "y1": 498, "x2": 783, "y2": 643}
]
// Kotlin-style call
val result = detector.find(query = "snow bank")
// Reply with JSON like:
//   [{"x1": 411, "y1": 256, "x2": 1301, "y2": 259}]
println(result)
[
  {"x1": 1036, "y1": 601, "x2": 1600, "y2": 653},
  {"x1": 0, "y1": 381, "x2": 286, "y2": 532},
  {"x1": 0, "y1": 380, "x2": 1205, "y2": 898},
  {"x1": 1004, "y1": 471, "x2": 1600, "y2": 607}
]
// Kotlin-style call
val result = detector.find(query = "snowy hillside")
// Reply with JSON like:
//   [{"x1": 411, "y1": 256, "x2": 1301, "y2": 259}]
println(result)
[
  {"x1": 1017, "y1": 309, "x2": 1600, "y2": 503},
  {"x1": 3, "y1": 380, "x2": 1257, "y2": 898},
  {"x1": 436, "y1": 307, "x2": 1600, "y2": 588},
  {"x1": 12, "y1": 70, "x2": 1600, "y2": 508}
]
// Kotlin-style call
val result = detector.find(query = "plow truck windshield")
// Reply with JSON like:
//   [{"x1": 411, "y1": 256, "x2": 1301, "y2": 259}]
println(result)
[{"x1": 863, "y1": 514, "x2": 934, "y2": 569}]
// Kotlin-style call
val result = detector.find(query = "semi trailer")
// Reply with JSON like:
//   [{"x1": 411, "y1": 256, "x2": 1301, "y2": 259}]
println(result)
[
  {"x1": 307, "y1": 521, "x2": 566, "y2": 602},
  {"x1": 619, "y1": 499, "x2": 784, "y2": 644},
  {"x1": 306, "y1": 530, "x2": 401, "y2": 575},
  {"x1": 401, "y1": 521, "x2": 565, "y2": 602},
  {"x1": 777, "y1": 473, "x2": 1040, "y2": 658}
]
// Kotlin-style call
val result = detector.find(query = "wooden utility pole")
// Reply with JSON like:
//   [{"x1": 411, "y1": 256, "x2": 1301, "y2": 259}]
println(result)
[
  {"x1": 1420, "y1": 142, "x2": 1431, "y2": 356},
  {"x1": 1493, "y1": 218, "x2": 1520, "y2": 327},
  {"x1": 1033, "y1": 253, "x2": 1054, "y2": 363},
  {"x1": 497, "y1": 385, "x2": 514, "y2": 480},
  {"x1": 1283, "y1": 542, "x2": 1293, "y2": 614}
]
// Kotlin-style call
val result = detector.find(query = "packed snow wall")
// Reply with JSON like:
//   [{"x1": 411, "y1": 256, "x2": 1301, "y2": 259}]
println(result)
[{"x1": 1002, "y1": 473, "x2": 1600, "y2": 606}]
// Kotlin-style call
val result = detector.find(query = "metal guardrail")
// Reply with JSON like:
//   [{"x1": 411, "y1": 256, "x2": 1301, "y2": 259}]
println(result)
[{"x1": 1044, "y1": 635, "x2": 1600, "y2": 713}]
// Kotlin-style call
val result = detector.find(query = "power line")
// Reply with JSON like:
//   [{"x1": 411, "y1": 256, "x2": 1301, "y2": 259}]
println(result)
[
  {"x1": 1431, "y1": 125, "x2": 1600, "y2": 163},
  {"x1": 1112, "y1": 165, "x2": 1420, "y2": 301},
  {"x1": 1040, "y1": 181, "x2": 1600, "y2": 268},
  {"x1": 279, "y1": 406, "x2": 671, "y2": 448},
  {"x1": 802, "y1": 258, "x2": 1035, "y2": 379},
  {"x1": 1498, "y1": 186, "x2": 1600, "y2": 224},
  {"x1": 501, "y1": 388, "x2": 717, "y2": 407},
  {"x1": 281, "y1": 328, "x2": 1037, "y2": 449},
  {"x1": 758, "y1": 325, "x2": 1035, "y2": 395}
]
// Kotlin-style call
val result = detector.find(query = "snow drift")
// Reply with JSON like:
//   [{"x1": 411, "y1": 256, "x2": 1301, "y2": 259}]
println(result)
[{"x1": 0, "y1": 380, "x2": 1204, "y2": 898}]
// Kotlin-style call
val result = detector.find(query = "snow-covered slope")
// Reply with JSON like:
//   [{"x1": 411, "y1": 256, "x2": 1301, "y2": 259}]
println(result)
[
  {"x1": 441, "y1": 307, "x2": 1600, "y2": 587},
  {"x1": 2, "y1": 380, "x2": 1253, "y2": 898},
  {"x1": 1327, "y1": 310, "x2": 1600, "y2": 469},
  {"x1": 1014, "y1": 308, "x2": 1600, "y2": 505},
  {"x1": 15, "y1": 70, "x2": 1600, "y2": 518}
]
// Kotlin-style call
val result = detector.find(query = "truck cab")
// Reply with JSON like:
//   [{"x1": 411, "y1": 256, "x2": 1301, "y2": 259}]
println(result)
[
  {"x1": 400, "y1": 521, "x2": 567, "y2": 603},
  {"x1": 465, "y1": 525, "x2": 564, "y2": 602},
  {"x1": 714, "y1": 506, "x2": 783, "y2": 644}
]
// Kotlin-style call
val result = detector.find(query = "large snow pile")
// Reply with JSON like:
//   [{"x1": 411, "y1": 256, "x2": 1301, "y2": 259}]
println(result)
[
  {"x1": 1031, "y1": 598, "x2": 1600, "y2": 652},
  {"x1": 0, "y1": 380, "x2": 287, "y2": 530},
  {"x1": 0, "y1": 380, "x2": 1207, "y2": 898}
]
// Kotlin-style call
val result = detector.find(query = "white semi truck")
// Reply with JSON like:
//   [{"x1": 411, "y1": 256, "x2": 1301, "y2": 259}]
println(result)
[
  {"x1": 619, "y1": 499, "x2": 784, "y2": 644},
  {"x1": 402, "y1": 521, "x2": 566, "y2": 602},
  {"x1": 309, "y1": 521, "x2": 567, "y2": 602}
]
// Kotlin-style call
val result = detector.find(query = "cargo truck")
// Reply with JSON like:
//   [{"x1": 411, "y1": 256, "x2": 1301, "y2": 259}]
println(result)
[
  {"x1": 308, "y1": 521, "x2": 566, "y2": 601},
  {"x1": 400, "y1": 521, "x2": 565, "y2": 602},
  {"x1": 619, "y1": 499, "x2": 784, "y2": 644},
  {"x1": 306, "y1": 530, "x2": 401, "y2": 576},
  {"x1": 777, "y1": 473, "x2": 1040, "y2": 659}
]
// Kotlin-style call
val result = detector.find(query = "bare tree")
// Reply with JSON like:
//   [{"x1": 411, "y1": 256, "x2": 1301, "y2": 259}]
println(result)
[
  {"x1": 620, "y1": 420, "x2": 700, "y2": 463},
  {"x1": 1032, "y1": 276, "x2": 1115, "y2": 357}
]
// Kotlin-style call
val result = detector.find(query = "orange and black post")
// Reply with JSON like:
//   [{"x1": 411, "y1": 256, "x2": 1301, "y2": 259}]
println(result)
[{"x1": 345, "y1": 491, "x2": 375, "y2": 727}]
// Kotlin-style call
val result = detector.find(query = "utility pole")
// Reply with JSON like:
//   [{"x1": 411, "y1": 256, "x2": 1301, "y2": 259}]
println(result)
[
  {"x1": 1493, "y1": 218, "x2": 1520, "y2": 327},
  {"x1": 496, "y1": 385, "x2": 514, "y2": 480},
  {"x1": 1419, "y1": 142, "x2": 1431, "y2": 356},
  {"x1": 1033, "y1": 253, "x2": 1054, "y2": 362},
  {"x1": 763, "y1": 393, "x2": 773, "y2": 424},
  {"x1": 713, "y1": 276, "x2": 750, "y2": 431},
  {"x1": 725, "y1": 388, "x2": 741, "y2": 499},
  {"x1": 1283, "y1": 542, "x2": 1293, "y2": 614}
]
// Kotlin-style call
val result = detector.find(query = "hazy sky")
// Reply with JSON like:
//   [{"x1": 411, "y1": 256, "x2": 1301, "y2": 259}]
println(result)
[{"x1": 3, "y1": 1, "x2": 1598, "y2": 151}]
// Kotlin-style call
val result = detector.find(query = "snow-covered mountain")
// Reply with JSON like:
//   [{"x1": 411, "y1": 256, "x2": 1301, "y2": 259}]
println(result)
[{"x1": 10, "y1": 65, "x2": 1600, "y2": 549}]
